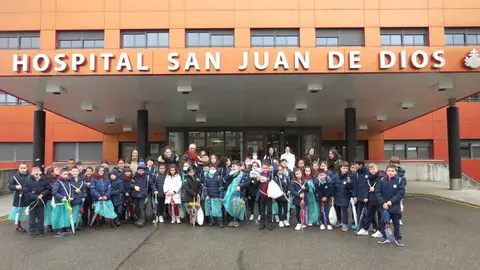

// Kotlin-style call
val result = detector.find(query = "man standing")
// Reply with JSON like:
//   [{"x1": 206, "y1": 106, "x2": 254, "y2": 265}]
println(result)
[
  {"x1": 181, "y1": 144, "x2": 202, "y2": 169},
  {"x1": 280, "y1": 147, "x2": 295, "y2": 171}
]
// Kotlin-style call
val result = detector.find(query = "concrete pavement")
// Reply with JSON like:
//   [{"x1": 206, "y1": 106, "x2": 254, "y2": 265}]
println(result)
[
  {"x1": 0, "y1": 195, "x2": 478, "y2": 270},
  {"x1": 407, "y1": 181, "x2": 480, "y2": 207},
  {"x1": 0, "y1": 193, "x2": 12, "y2": 218}
]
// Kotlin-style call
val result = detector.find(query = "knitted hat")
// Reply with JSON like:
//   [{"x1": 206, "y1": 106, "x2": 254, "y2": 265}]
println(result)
[{"x1": 137, "y1": 160, "x2": 147, "y2": 170}]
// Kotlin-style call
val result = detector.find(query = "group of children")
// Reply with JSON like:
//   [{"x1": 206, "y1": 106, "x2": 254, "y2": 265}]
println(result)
[{"x1": 7, "y1": 152, "x2": 406, "y2": 247}]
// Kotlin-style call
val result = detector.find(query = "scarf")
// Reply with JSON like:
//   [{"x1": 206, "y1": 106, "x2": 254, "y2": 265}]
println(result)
[
  {"x1": 304, "y1": 174, "x2": 313, "y2": 180},
  {"x1": 161, "y1": 154, "x2": 177, "y2": 164},
  {"x1": 188, "y1": 151, "x2": 201, "y2": 163}
]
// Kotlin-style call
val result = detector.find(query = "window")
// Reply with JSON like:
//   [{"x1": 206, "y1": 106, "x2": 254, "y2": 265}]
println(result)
[
  {"x1": 0, "y1": 32, "x2": 40, "y2": 50},
  {"x1": 57, "y1": 31, "x2": 104, "y2": 49},
  {"x1": 0, "y1": 143, "x2": 33, "y2": 161},
  {"x1": 384, "y1": 141, "x2": 432, "y2": 159},
  {"x1": 119, "y1": 142, "x2": 166, "y2": 160},
  {"x1": 54, "y1": 142, "x2": 102, "y2": 162},
  {"x1": 380, "y1": 28, "x2": 428, "y2": 46},
  {"x1": 461, "y1": 93, "x2": 480, "y2": 102},
  {"x1": 121, "y1": 31, "x2": 169, "y2": 48},
  {"x1": 460, "y1": 140, "x2": 480, "y2": 159},
  {"x1": 316, "y1": 29, "x2": 364, "y2": 47},
  {"x1": 0, "y1": 92, "x2": 30, "y2": 105},
  {"x1": 251, "y1": 29, "x2": 299, "y2": 47},
  {"x1": 186, "y1": 30, "x2": 234, "y2": 48},
  {"x1": 445, "y1": 28, "x2": 480, "y2": 46},
  {"x1": 320, "y1": 140, "x2": 368, "y2": 160}
]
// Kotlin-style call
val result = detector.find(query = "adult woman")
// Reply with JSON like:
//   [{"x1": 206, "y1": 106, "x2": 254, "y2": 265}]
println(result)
[
  {"x1": 327, "y1": 149, "x2": 342, "y2": 174},
  {"x1": 126, "y1": 149, "x2": 139, "y2": 172},
  {"x1": 263, "y1": 147, "x2": 277, "y2": 165},
  {"x1": 158, "y1": 147, "x2": 179, "y2": 166},
  {"x1": 304, "y1": 148, "x2": 319, "y2": 167}
]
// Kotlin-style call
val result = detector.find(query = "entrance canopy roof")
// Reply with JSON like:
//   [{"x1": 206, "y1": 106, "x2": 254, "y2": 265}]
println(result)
[{"x1": 0, "y1": 73, "x2": 479, "y2": 134}]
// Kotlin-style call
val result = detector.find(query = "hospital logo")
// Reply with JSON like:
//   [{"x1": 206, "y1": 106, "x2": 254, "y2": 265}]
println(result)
[{"x1": 464, "y1": 49, "x2": 480, "y2": 69}]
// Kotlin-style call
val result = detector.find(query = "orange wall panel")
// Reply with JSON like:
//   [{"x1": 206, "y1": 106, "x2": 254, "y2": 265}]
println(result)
[
  {"x1": 185, "y1": 0, "x2": 235, "y2": 11},
  {"x1": 120, "y1": 0, "x2": 169, "y2": 11},
  {"x1": 55, "y1": 13, "x2": 105, "y2": 30},
  {"x1": 314, "y1": 0, "x2": 364, "y2": 10},
  {"x1": 0, "y1": 0, "x2": 41, "y2": 13},
  {"x1": 443, "y1": 0, "x2": 480, "y2": 9},
  {"x1": 378, "y1": 0, "x2": 428, "y2": 9},
  {"x1": 56, "y1": 0, "x2": 106, "y2": 12},
  {"x1": 314, "y1": 10, "x2": 365, "y2": 27},
  {"x1": 0, "y1": 13, "x2": 41, "y2": 31},
  {"x1": 379, "y1": 10, "x2": 429, "y2": 27}
]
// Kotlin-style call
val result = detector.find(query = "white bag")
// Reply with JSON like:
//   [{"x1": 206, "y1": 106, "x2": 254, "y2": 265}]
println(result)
[
  {"x1": 329, "y1": 199, "x2": 338, "y2": 225},
  {"x1": 267, "y1": 180, "x2": 284, "y2": 199}
]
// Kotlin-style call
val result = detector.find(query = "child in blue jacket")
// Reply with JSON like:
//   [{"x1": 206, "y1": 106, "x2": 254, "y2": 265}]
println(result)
[
  {"x1": 51, "y1": 168, "x2": 73, "y2": 238},
  {"x1": 90, "y1": 166, "x2": 116, "y2": 230},
  {"x1": 24, "y1": 166, "x2": 51, "y2": 238},
  {"x1": 352, "y1": 157, "x2": 370, "y2": 230},
  {"x1": 8, "y1": 163, "x2": 30, "y2": 233},
  {"x1": 390, "y1": 156, "x2": 407, "y2": 225},
  {"x1": 290, "y1": 168, "x2": 309, "y2": 231},
  {"x1": 110, "y1": 171, "x2": 125, "y2": 228},
  {"x1": 273, "y1": 165, "x2": 290, "y2": 228},
  {"x1": 69, "y1": 166, "x2": 86, "y2": 230},
  {"x1": 131, "y1": 161, "x2": 158, "y2": 228},
  {"x1": 376, "y1": 165, "x2": 406, "y2": 247},
  {"x1": 314, "y1": 169, "x2": 332, "y2": 230},
  {"x1": 203, "y1": 164, "x2": 225, "y2": 228},
  {"x1": 152, "y1": 164, "x2": 167, "y2": 224},
  {"x1": 331, "y1": 161, "x2": 354, "y2": 232}
]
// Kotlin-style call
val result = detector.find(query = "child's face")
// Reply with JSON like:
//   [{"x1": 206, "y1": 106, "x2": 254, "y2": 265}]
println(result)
[
  {"x1": 252, "y1": 163, "x2": 258, "y2": 170},
  {"x1": 298, "y1": 161, "x2": 304, "y2": 168},
  {"x1": 138, "y1": 169, "x2": 145, "y2": 175},
  {"x1": 231, "y1": 164, "x2": 239, "y2": 171},
  {"x1": 32, "y1": 168, "x2": 41, "y2": 178},
  {"x1": 102, "y1": 163, "x2": 108, "y2": 168},
  {"x1": 340, "y1": 166, "x2": 349, "y2": 175},
  {"x1": 261, "y1": 165, "x2": 269, "y2": 174},
  {"x1": 277, "y1": 168, "x2": 283, "y2": 176},
  {"x1": 281, "y1": 160, "x2": 287, "y2": 167},
  {"x1": 320, "y1": 163, "x2": 327, "y2": 170},
  {"x1": 240, "y1": 164, "x2": 245, "y2": 171},
  {"x1": 18, "y1": 164, "x2": 28, "y2": 174},
  {"x1": 85, "y1": 169, "x2": 93, "y2": 177},
  {"x1": 188, "y1": 170, "x2": 195, "y2": 177},
  {"x1": 273, "y1": 159, "x2": 279, "y2": 166},
  {"x1": 54, "y1": 167, "x2": 60, "y2": 175},
  {"x1": 169, "y1": 168, "x2": 176, "y2": 175},
  {"x1": 61, "y1": 171, "x2": 69, "y2": 180},
  {"x1": 386, "y1": 168, "x2": 397, "y2": 178},
  {"x1": 304, "y1": 168, "x2": 311, "y2": 176},
  {"x1": 147, "y1": 160, "x2": 153, "y2": 167},
  {"x1": 209, "y1": 167, "x2": 217, "y2": 174},
  {"x1": 294, "y1": 171, "x2": 303, "y2": 180},
  {"x1": 369, "y1": 167, "x2": 378, "y2": 174},
  {"x1": 350, "y1": 165, "x2": 356, "y2": 173},
  {"x1": 313, "y1": 163, "x2": 319, "y2": 170},
  {"x1": 203, "y1": 166, "x2": 209, "y2": 172},
  {"x1": 125, "y1": 171, "x2": 132, "y2": 178},
  {"x1": 77, "y1": 165, "x2": 83, "y2": 171},
  {"x1": 202, "y1": 156, "x2": 209, "y2": 163},
  {"x1": 98, "y1": 168, "x2": 105, "y2": 176},
  {"x1": 118, "y1": 160, "x2": 125, "y2": 168},
  {"x1": 390, "y1": 162, "x2": 400, "y2": 168},
  {"x1": 110, "y1": 174, "x2": 117, "y2": 180},
  {"x1": 71, "y1": 169, "x2": 79, "y2": 178},
  {"x1": 159, "y1": 166, "x2": 166, "y2": 174},
  {"x1": 318, "y1": 173, "x2": 326, "y2": 180}
]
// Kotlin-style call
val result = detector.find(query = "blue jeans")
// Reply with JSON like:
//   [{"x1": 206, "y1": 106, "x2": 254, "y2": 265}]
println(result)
[
  {"x1": 380, "y1": 212, "x2": 402, "y2": 240},
  {"x1": 29, "y1": 205, "x2": 44, "y2": 233}
]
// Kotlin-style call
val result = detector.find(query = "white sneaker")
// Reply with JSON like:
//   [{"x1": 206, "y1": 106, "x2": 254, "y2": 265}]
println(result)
[
  {"x1": 275, "y1": 215, "x2": 280, "y2": 223},
  {"x1": 153, "y1": 217, "x2": 158, "y2": 224},
  {"x1": 159, "y1": 216, "x2": 164, "y2": 223},
  {"x1": 357, "y1": 229, "x2": 369, "y2": 236},
  {"x1": 399, "y1": 220, "x2": 403, "y2": 226},
  {"x1": 257, "y1": 215, "x2": 261, "y2": 221},
  {"x1": 390, "y1": 219, "x2": 393, "y2": 224},
  {"x1": 308, "y1": 223, "x2": 313, "y2": 227},
  {"x1": 320, "y1": 224, "x2": 326, "y2": 230},
  {"x1": 171, "y1": 218, "x2": 175, "y2": 224},
  {"x1": 302, "y1": 225, "x2": 307, "y2": 229},
  {"x1": 249, "y1": 214, "x2": 254, "y2": 221},
  {"x1": 279, "y1": 221, "x2": 284, "y2": 228},
  {"x1": 295, "y1": 224, "x2": 302, "y2": 231},
  {"x1": 372, "y1": 231, "x2": 382, "y2": 238},
  {"x1": 327, "y1": 225, "x2": 333, "y2": 230},
  {"x1": 176, "y1": 217, "x2": 181, "y2": 224},
  {"x1": 284, "y1": 220, "x2": 290, "y2": 227}
]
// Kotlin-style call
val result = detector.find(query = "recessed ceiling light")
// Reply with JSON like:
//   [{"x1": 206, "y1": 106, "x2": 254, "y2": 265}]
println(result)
[
  {"x1": 307, "y1": 84, "x2": 323, "y2": 93},
  {"x1": 375, "y1": 115, "x2": 387, "y2": 122},
  {"x1": 123, "y1": 124, "x2": 132, "y2": 132},
  {"x1": 286, "y1": 114, "x2": 297, "y2": 123},
  {"x1": 177, "y1": 85, "x2": 192, "y2": 95},
  {"x1": 196, "y1": 114, "x2": 206, "y2": 123},
  {"x1": 187, "y1": 103, "x2": 200, "y2": 112},
  {"x1": 358, "y1": 124, "x2": 368, "y2": 130},
  {"x1": 399, "y1": 100, "x2": 414, "y2": 110},
  {"x1": 104, "y1": 116, "x2": 116, "y2": 124},
  {"x1": 294, "y1": 101, "x2": 307, "y2": 111},
  {"x1": 81, "y1": 101, "x2": 93, "y2": 112}
]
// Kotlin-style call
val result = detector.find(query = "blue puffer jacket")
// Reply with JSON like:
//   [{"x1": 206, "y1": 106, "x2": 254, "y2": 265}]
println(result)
[
  {"x1": 130, "y1": 172, "x2": 157, "y2": 199},
  {"x1": 153, "y1": 173, "x2": 166, "y2": 197},
  {"x1": 8, "y1": 173, "x2": 30, "y2": 207},
  {"x1": 52, "y1": 179, "x2": 73, "y2": 204},
  {"x1": 354, "y1": 165, "x2": 370, "y2": 201},
  {"x1": 110, "y1": 178, "x2": 125, "y2": 206},
  {"x1": 331, "y1": 173, "x2": 353, "y2": 207},
  {"x1": 69, "y1": 178, "x2": 87, "y2": 205},
  {"x1": 90, "y1": 177, "x2": 112, "y2": 201},
  {"x1": 375, "y1": 175, "x2": 405, "y2": 214},
  {"x1": 314, "y1": 176, "x2": 332, "y2": 199},
  {"x1": 396, "y1": 166, "x2": 407, "y2": 185},
  {"x1": 24, "y1": 176, "x2": 51, "y2": 204},
  {"x1": 202, "y1": 173, "x2": 225, "y2": 198},
  {"x1": 290, "y1": 179, "x2": 309, "y2": 206}
]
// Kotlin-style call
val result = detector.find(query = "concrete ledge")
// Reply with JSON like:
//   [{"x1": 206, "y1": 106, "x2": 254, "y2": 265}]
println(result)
[{"x1": 407, "y1": 192, "x2": 480, "y2": 209}]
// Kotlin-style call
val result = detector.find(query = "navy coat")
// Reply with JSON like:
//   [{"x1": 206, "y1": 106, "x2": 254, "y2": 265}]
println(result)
[
  {"x1": 130, "y1": 173, "x2": 157, "y2": 199},
  {"x1": 153, "y1": 173, "x2": 166, "y2": 198},
  {"x1": 375, "y1": 175, "x2": 405, "y2": 214},
  {"x1": 185, "y1": 175, "x2": 203, "y2": 202},
  {"x1": 331, "y1": 173, "x2": 353, "y2": 207},
  {"x1": 397, "y1": 166, "x2": 407, "y2": 185},
  {"x1": 52, "y1": 179, "x2": 73, "y2": 204},
  {"x1": 366, "y1": 171, "x2": 383, "y2": 206},
  {"x1": 202, "y1": 173, "x2": 225, "y2": 198},
  {"x1": 8, "y1": 173, "x2": 30, "y2": 207},
  {"x1": 81, "y1": 175, "x2": 94, "y2": 206},
  {"x1": 314, "y1": 176, "x2": 333, "y2": 200},
  {"x1": 69, "y1": 178, "x2": 87, "y2": 205},
  {"x1": 272, "y1": 175, "x2": 290, "y2": 194},
  {"x1": 90, "y1": 177, "x2": 112, "y2": 201},
  {"x1": 24, "y1": 176, "x2": 51, "y2": 204},
  {"x1": 290, "y1": 179, "x2": 309, "y2": 206},
  {"x1": 110, "y1": 178, "x2": 125, "y2": 206},
  {"x1": 353, "y1": 165, "x2": 370, "y2": 201}
]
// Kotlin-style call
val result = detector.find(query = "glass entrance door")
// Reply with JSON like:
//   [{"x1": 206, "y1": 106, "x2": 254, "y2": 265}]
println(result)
[
  {"x1": 283, "y1": 134, "x2": 300, "y2": 160},
  {"x1": 266, "y1": 133, "x2": 281, "y2": 159}
]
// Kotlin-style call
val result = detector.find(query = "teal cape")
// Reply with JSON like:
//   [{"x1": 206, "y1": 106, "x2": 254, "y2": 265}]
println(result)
[
  {"x1": 223, "y1": 172, "x2": 246, "y2": 220},
  {"x1": 306, "y1": 180, "x2": 319, "y2": 225},
  {"x1": 44, "y1": 200, "x2": 53, "y2": 226},
  {"x1": 51, "y1": 203, "x2": 70, "y2": 230},
  {"x1": 205, "y1": 198, "x2": 222, "y2": 217},
  {"x1": 94, "y1": 200, "x2": 117, "y2": 219},
  {"x1": 8, "y1": 206, "x2": 28, "y2": 222}
]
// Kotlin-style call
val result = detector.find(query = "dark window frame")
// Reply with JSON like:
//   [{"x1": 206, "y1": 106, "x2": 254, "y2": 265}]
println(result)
[
  {"x1": 460, "y1": 140, "x2": 480, "y2": 159},
  {"x1": 0, "y1": 31, "x2": 40, "y2": 50},
  {"x1": 54, "y1": 142, "x2": 103, "y2": 162},
  {"x1": 445, "y1": 27, "x2": 480, "y2": 46},
  {"x1": 56, "y1": 31, "x2": 105, "y2": 49},
  {"x1": 0, "y1": 92, "x2": 30, "y2": 106},
  {"x1": 250, "y1": 29, "x2": 300, "y2": 48},
  {"x1": 461, "y1": 93, "x2": 480, "y2": 102},
  {"x1": 121, "y1": 30, "x2": 169, "y2": 49},
  {"x1": 380, "y1": 28, "x2": 428, "y2": 47},
  {"x1": 384, "y1": 140, "x2": 433, "y2": 160},
  {"x1": 315, "y1": 28, "x2": 365, "y2": 47},
  {"x1": 186, "y1": 29, "x2": 235, "y2": 48}
]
